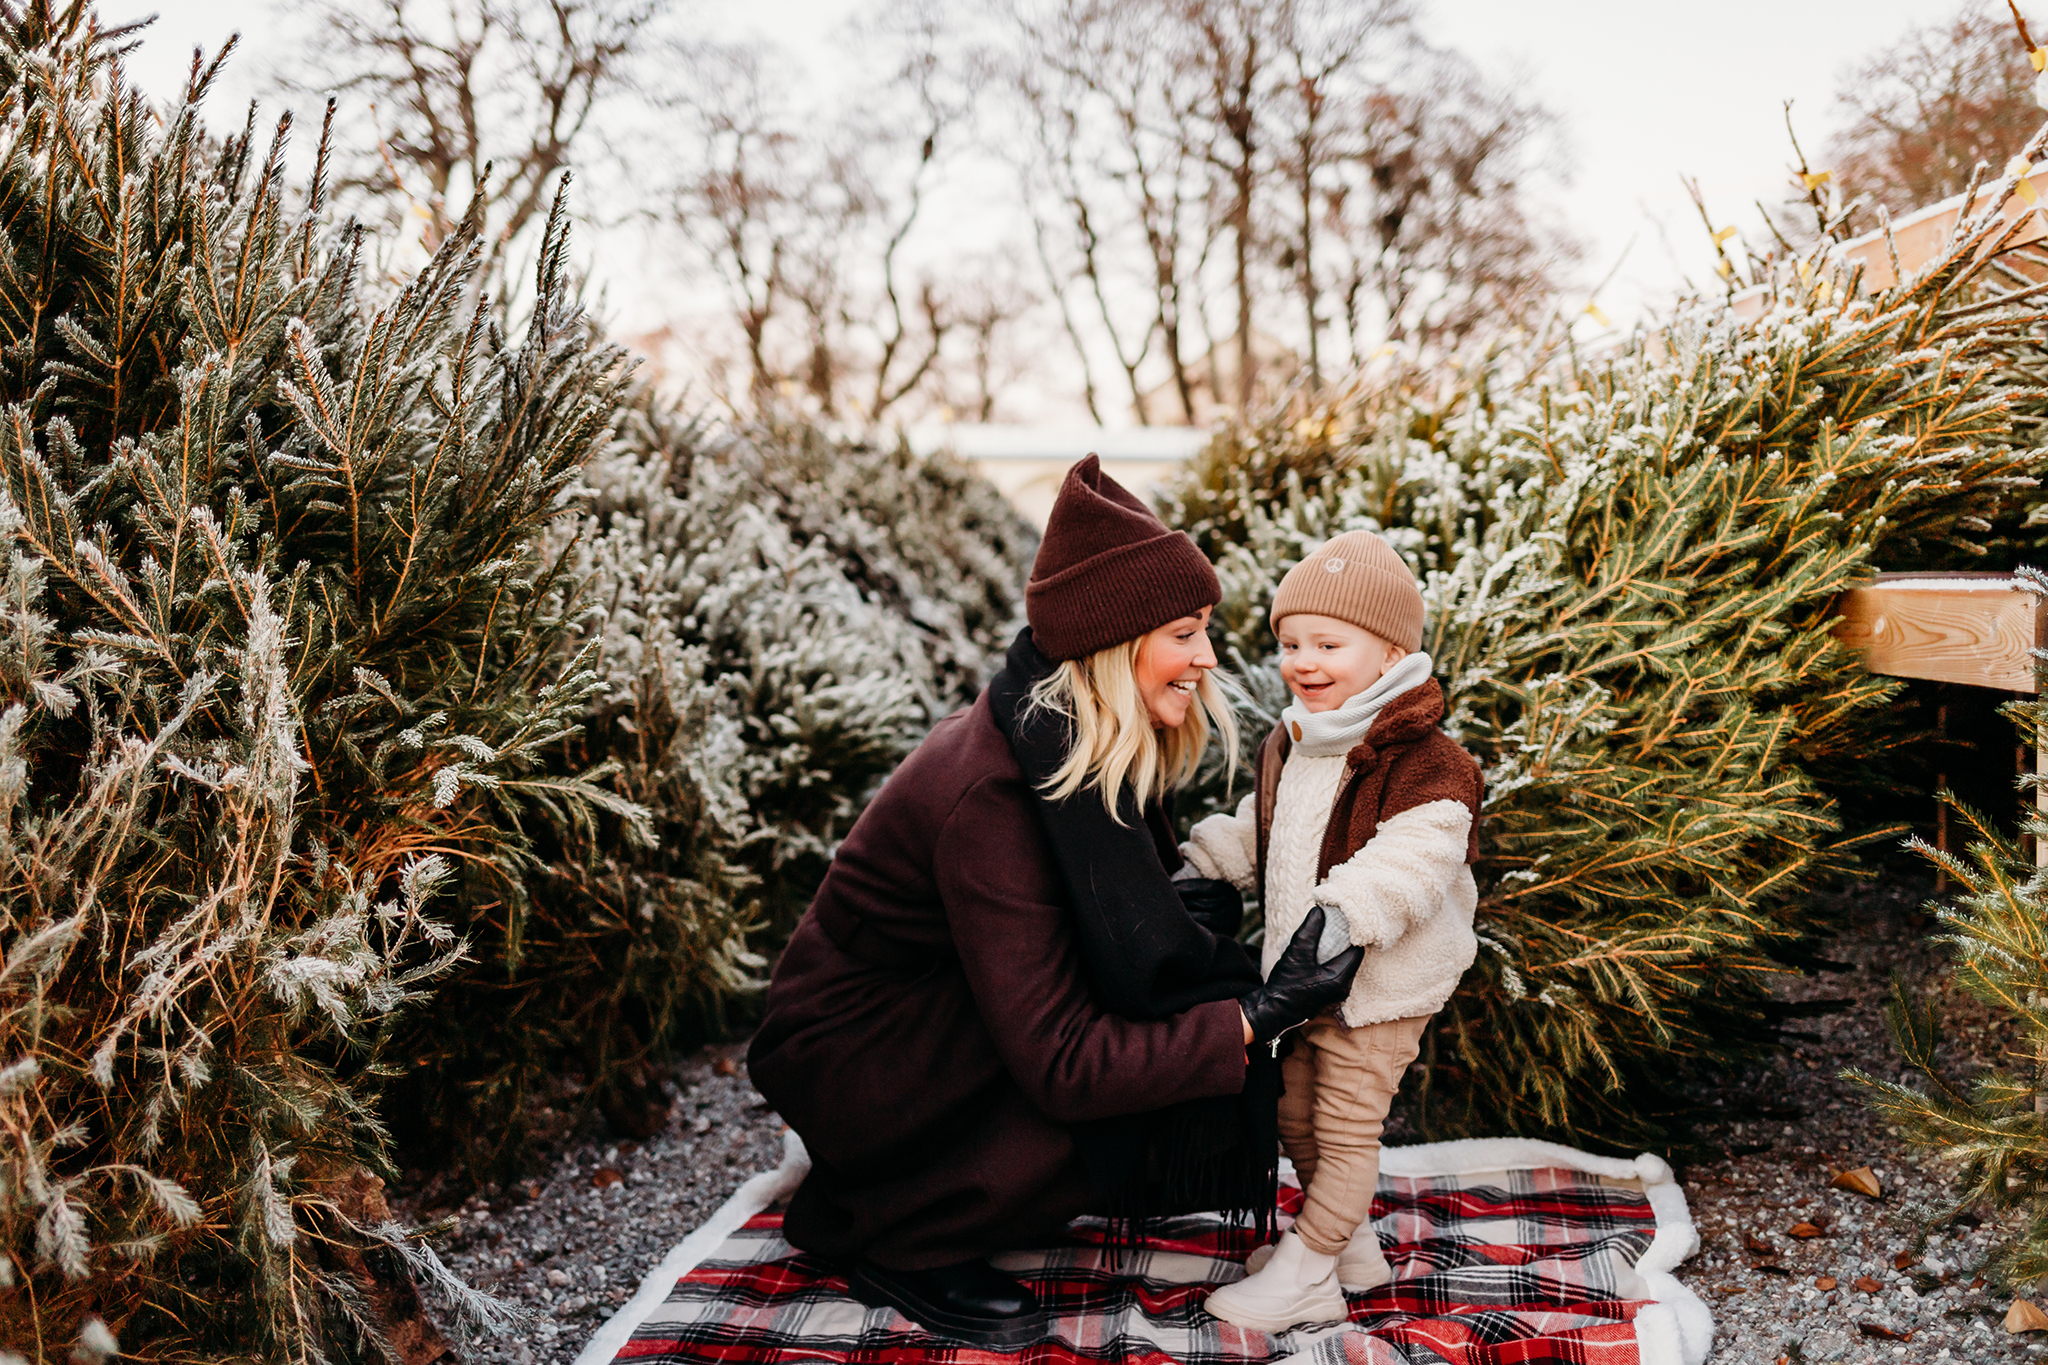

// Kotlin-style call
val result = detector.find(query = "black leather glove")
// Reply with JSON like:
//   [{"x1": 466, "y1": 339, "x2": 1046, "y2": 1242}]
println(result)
[
  {"x1": 1239, "y1": 906, "x2": 1363, "y2": 1046},
  {"x1": 1175, "y1": 876, "x2": 1244, "y2": 939}
]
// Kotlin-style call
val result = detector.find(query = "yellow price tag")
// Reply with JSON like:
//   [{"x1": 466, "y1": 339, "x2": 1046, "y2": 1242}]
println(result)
[
  {"x1": 1815, "y1": 280, "x2": 1833, "y2": 304},
  {"x1": 1798, "y1": 260, "x2": 1813, "y2": 284},
  {"x1": 1583, "y1": 303, "x2": 1610, "y2": 327},
  {"x1": 1712, "y1": 226, "x2": 1737, "y2": 245},
  {"x1": 1716, "y1": 259, "x2": 1733, "y2": 279},
  {"x1": 2032, "y1": 45, "x2": 2045, "y2": 72},
  {"x1": 1801, "y1": 170, "x2": 1832, "y2": 190},
  {"x1": 2011, "y1": 156, "x2": 2041, "y2": 203}
]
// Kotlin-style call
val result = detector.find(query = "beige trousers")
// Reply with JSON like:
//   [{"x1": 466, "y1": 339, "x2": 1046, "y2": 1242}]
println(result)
[{"x1": 1277, "y1": 1011, "x2": 1432, "y2": 1256}]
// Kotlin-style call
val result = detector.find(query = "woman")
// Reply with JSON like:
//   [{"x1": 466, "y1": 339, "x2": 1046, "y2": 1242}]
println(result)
[{"x1": 747, "y1": 457, "x2": 1361, "y2": 1346}]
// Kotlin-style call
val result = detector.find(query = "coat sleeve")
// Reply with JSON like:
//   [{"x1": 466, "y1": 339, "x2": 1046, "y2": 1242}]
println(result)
[
  {"x1": 1314, "y1": 799, "x2": 1472, "y2": 950},
  {"x1": 935, "y1": 774, "x2": 1247, "y2": 1125},
  {"x1": 1179, "y1": 792, "x2": 1260, "y2": 892}
]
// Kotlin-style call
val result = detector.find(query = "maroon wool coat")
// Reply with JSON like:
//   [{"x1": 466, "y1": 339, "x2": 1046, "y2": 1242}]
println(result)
[{"x1": 746, "y1": 690, "x2": 1249, "y2": 1271}]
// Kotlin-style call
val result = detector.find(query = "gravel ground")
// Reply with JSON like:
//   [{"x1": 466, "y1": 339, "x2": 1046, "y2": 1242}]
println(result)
[
  {"x1": 1667, "y1": 873, "x2": 2039, "y2": 1365},
  {"x1": 390, "y1": 1048, "x2": 787, "y2": 1364},
  {"x1": 393, "y1": 872, "x2": 2046, "y2": 1364}
]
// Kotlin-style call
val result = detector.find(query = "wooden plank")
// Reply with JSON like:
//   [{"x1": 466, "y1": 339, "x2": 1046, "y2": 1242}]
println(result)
[
  {"x1": 1831, "y1": 572, "x2": 2042, "y2": 693},
  {"x1": 1837, "y1": 172, "x2": 2048, "y2": 292},
  {"x1": 1724, "y1": 172, "x2": 2048, "y2": 321}
]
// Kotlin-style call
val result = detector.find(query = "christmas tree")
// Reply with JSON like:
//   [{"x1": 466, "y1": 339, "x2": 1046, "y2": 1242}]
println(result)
[
  {"x1": 394, "y1": 402, "x2": 1034, "y2": 1161},
  {"x1": 1162, "y1": 143, "x2": 2048, "y2": 1143},
  {"x1": 1849, "y1": 616, "x2": 2048, "y2": 1290},
  {"x1": 0, "y1": 1, "x2": 639, "y2": 1353}
]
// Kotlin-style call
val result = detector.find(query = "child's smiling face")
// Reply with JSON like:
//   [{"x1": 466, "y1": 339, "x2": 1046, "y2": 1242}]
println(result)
[{"x1": 1276, "y1": 614, "x2": 1406, "y2": 714}]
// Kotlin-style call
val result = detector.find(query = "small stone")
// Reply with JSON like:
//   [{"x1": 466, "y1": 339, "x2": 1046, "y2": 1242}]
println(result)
[{"x1": 546, "y1": 1268, "x2": 570, "y2": 1287}]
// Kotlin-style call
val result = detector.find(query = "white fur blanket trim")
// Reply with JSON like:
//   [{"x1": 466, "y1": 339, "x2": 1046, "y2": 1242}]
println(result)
[{"x1": 572, "y1": 1129, "x2": 811, "y2": 1365}]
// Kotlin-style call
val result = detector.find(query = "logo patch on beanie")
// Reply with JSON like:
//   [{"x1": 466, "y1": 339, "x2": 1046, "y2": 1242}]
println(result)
[{"x1": 1324, "y1": 558, "x2": 1346, "y2": 574}]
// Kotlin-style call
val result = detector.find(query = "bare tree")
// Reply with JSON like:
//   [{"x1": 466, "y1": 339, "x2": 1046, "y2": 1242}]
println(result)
[
  {"x1": 673, "y1": 10, "x2": 1010, "y2": 424},
  {"x1": 1827, "y1": 0, "x2": 2044, "y2": 221},
  {"x1": 1323, "y1": 50, "x2": 1568, "y2": 356},
  {"x1": 281, "y1": 0, "x2": 668, "y2": 284},
  {"x1": 1004, "y1": 0, "x2": 1566, "y2": 419},
  {"x1": 848, "y1": 4, "x2": 969, "y2": 423},
  {"x1": 674, "y1": 40, "x2": 822, "y2": 411},
  {"x1": 1268, "y1": 0, "x2": 1410, "y2": 387},
  {"x1": 946, "y1": 255, "x2": 1041, "y2": 421},
  {"x1": 1177, "y1": 0, "x2": 1266, "y2": 408},
  {"x1": 1010, "y1": 0, "x2": 1212, "y2": 424}
]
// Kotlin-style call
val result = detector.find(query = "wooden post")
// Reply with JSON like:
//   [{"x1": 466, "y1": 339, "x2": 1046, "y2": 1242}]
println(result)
[
  {"x1": 2023, "y1": 744, "x2": 2036, "y2": 867},
  {"x1": 1937, "y1": 699, "x2": 1950, "y2": 894}
]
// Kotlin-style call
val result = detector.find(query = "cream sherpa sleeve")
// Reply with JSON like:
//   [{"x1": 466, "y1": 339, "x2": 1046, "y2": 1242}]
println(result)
[
  {"x1": 1178, "y1": 792, "x2": 1259, "y2": 893},
  {"x1": 1314, "y1": 799, "x2": 1472, "y2": 949}
]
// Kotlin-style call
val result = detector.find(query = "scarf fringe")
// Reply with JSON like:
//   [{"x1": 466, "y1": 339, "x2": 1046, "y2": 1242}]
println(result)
[{"x1": 1084, "y1": 1046, "x2": 1284, "y2": 1262}]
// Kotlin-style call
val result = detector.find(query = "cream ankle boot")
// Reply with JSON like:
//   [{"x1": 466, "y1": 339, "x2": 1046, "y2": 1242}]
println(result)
[
  {"x1": 1334, "y1": 1227, "x2": 1393, "y2": 1291},
  {"x1": 1243, "y1": 1222, "x2": 1393, "y2": 1291},
  {"x1": 1203, "y1": 1230, "x2": 1349, "y2": 1332}
]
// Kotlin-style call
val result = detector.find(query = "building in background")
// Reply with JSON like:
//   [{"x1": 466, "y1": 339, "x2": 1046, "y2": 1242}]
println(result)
[{"x1": 906, "y1": 424, "x2": 1214, "y2": 527}]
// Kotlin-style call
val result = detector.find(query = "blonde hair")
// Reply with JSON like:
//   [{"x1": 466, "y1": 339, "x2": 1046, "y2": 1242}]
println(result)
[{"x1": 1026, "y1": 636, "x2": 1239, "y2": 818}]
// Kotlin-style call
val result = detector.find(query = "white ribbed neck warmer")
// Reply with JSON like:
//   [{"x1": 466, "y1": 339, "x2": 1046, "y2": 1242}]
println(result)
[{"x1": 1278, "y1": 651, "x2": 1434, "y2": 757}]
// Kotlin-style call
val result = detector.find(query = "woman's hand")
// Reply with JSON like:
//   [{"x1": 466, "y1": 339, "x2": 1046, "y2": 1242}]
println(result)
[{"x1": 1238, "y1": 906, "x2": 1363, "y2": 1046}]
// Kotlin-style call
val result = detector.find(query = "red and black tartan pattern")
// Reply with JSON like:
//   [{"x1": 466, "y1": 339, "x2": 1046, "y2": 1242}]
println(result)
[{"x1": 614, "y1": 1167, "x2": 1667, "y2": 1364}]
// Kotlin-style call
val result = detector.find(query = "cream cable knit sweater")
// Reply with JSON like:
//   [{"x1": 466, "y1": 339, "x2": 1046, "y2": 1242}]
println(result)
[{"x1": 1181, "y1": 679, "x2": 1477, "y2": 1027}]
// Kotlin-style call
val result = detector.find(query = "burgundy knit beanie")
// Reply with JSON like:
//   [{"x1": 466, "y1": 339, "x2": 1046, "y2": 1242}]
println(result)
[{"x1": 1025, "y1": 455, "x2": 1221, "y2": 661}]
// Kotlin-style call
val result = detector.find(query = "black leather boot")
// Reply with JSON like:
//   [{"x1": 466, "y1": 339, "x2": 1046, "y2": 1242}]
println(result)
[{"x1": 848, "y1": 1258, "x2": 1051, "y2": 1347}]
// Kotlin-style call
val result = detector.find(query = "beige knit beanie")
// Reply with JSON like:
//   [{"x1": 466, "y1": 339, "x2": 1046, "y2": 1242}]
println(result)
[{"x1": 1268, "y1": 530, "x2": 1424, "y2": 652}]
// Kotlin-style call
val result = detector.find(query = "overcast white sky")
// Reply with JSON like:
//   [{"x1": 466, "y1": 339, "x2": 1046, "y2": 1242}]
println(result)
[{"x1": 108, "y1": 0, "x2": 1981, "y2": 376}]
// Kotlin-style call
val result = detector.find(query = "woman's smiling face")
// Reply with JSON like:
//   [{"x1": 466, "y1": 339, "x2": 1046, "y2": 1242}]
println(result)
[{"x1": 1133, "y1": 607, "x2": 1217, "y2": 729}]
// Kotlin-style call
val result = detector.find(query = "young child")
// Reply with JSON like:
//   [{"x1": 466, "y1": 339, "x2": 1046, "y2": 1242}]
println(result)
[{"x1": 1186, "y1": 529, "x2": 1481, "y2": 1332}]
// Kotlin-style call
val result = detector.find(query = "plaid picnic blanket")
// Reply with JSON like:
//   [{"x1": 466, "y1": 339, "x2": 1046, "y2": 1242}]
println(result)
[{"x1": 577, "y1": 1134, "x2": 1712, "y2": 1365}]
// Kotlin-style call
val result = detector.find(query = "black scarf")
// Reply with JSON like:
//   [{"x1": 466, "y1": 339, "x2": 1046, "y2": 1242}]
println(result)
[{"x1": 987, "y1": 628, "x2": 1279, "y2": 1240}]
